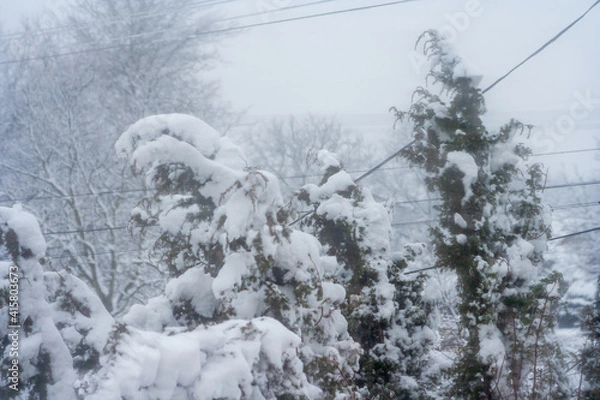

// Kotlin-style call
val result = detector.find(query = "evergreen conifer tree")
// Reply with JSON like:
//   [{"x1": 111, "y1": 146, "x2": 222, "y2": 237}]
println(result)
[
  {"x1": 101, "y1": 114, "x2": 361, "y2": 399},
  {"x1": 297, "y1": 150, "x2": 438, "y2": 399},
  {"x1": 396, "y1": 30, "x2": 569, "y2": 399}
]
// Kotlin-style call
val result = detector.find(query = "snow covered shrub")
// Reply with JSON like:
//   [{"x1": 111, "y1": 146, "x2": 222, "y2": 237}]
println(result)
[
  {"x1": 395, "y1": 30, "x2": 569, "y2": 399},
  {"x1": 297, "y1": 151, "x2": 438, "y2": 399},
  {"x1": 43, "y1": 267, "x2": 115, "y2": 396},
  {"x1": 0, "y1": 205, "x2": 115, "y2": 400},
  {"x1": 580, "y1": 276, "x2": 600, "y2": 399},
  {"x1": 82, "y1": 317, "x2": 316, "y2": 400},
  {"x1": 111, "y1": 114, "x2": 361, "y2": 398},
  {"x1": 0, "y1": 206, "x2": 76, "y2": 399}
]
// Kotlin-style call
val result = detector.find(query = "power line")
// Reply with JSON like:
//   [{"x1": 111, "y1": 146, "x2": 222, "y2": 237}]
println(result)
[
  {"x1": 552, "y1": 201, "x2": 600, "y2": 210},
  {"x1": 1, "y1": 0, "x2": 335, "y2": 62},
  {"x1": 43, "y1": 223, "x2": 159, "y2": 236},
  {"x1": 392, "y1": 219, "x2": 437, "y2": 227},
  {"x1": 48, "y1": 225, "x2": 600, "y2": 262},
  {"x1": 277, "y1": 147, "x2": 600, "y2": 182},
  {"x1": 279, "y1": 165, "x2": 411, "y2": 181},
  {"x1": 531, "y1": 148, "x2": 600, "y2": 157},
  {"x1": 545, "y1": 180, "x2": 600, "y2": 190},
  {"x1": 481, "y1": 0, "x2": 600, "y2": 94},
  {"x1": 0, "y1": 188, "x2": 147, "y2": 204},
  {"x1": 0, "y1": 0, "x2": 238, "y2": 40},
  {"x1": 549, "y1": 226, "x2": 600, "y2": 241},
  {"x1": 40, "y1": 197, "x2": 599, "y2": 236},
  {"x1": 402, "y1": 227, "x2": 600, "y2": 275},
  {"x1": 2, "y1": 174, "x2": 598, "y2": 206},
  {"x1": 0, "y1": 0, "x2": 420, "y2": 66},
  {"x1": 47, "y1": 248, "x2": 146, "y2": 260},
  {"x1": 393, "y1": 182, "x2": 600, "y2": 207},
  {"x1": 355, "y1": 140, "x2": 416, "y2": 182},
  {"x1": 221, "y1": 0, "x2": 336, "y2": 22},
  {"x1": 43, "y1": 226, "x2": 129, "y2": 236},
  {"x1": 357, "y1": 2, "x2": 600, "y2": 188}
]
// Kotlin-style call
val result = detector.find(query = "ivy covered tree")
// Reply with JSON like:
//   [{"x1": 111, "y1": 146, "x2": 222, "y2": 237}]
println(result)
[
  {"x1": 296, "y1": 150, "x2": 439, "y2": 399},
  {"x1": 93, "y1": 114, "x2": 361, "y2": 399},
  {"x1": 396, "y1": 30, "x2": 569, "y2": 399},
  {"x1": 580, "y1": 276, "x2": 600, "y2": 399}
]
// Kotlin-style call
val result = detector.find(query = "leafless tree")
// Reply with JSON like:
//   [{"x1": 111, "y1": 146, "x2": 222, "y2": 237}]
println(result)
[{"x1": 0, "y1": 0, "x2": 235, "y2": 315}]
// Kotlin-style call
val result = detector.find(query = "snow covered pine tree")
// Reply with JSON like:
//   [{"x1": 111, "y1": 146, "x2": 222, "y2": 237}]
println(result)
[
  {"x1": 81, "y1": 114, "x2": 361, "y2": 399},
  {"x1": 396, "y1": 30, "x2": 569, "y2": 399},
  {"x1": 0, "y1": 205, "x2": 114, "y2": 399},
  {"x1": 296, "y1": 150, "x2": 438, "y2": 399}
]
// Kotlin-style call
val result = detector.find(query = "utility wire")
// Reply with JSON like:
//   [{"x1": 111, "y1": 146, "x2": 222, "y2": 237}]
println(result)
[
  {"x1": 43, "y1": 223, "x2": 159, "y2": 236},
  {"x1": 552, "y1": 201, "x2": 600, "y2": 210},
  {"x1": 0, "y1": 0, "x2": 420, "y2": 66},
  {"x1": 359, "y1": 2, "x2": 600, "y2": 188},
  {"x1": 2, "y1": 177, "x2": 598, "y2": 206},
  {"x1": 44, "y1": 226, "x2": 129, "y2": 236},
  {"x1": 549, "y1": 226, "x2": 600, "y2": 241},
  {"x1": 403, "y1": 226, "x2": 600, "y2": 275},
  {"x1": 221, "y1": 0, "x2": 336, "y2": 22},
  {"x1": 48, "y1": 225, "x2": 599, "y2": 261},
  {"x1": 0, "y1": 188, "x2": 147, "y2": 204},
  {"x1": 481, "y1": 0, "x2": 600, "y2": 94},
  {"x1": 392, "y1": 219, "x2": 437, "y2": 227},
  {"x1": 0, "y1": 0, "x2": 238, "y2": 40},
  {"x1": 47, "y1": 248, "x2": 146, "y2": 260},
  {"x1": 546, "y1": 180, "x2": 600, "y2": 190},
  {"x1": 0, "y1": 0, "x2": 337, "y2": 64},
  {"x1": 39, "y1": 198, "x2": 599, "y2": 236},
  {"x1": 355, "y1": 140, "x2": 416, "y2": 182},
  {"x1": 531, "y1": 148, "x2": 600, "y2": 157},
  {"x1": 9, "y1": 0, "x2": 333, "y2": 56}
]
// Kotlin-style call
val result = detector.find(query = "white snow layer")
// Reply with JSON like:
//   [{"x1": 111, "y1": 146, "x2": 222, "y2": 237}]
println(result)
[
  {"x1": 316, "y1": 149, "x2": 341, "y2": 170},
  {"x1": 490, "y1": 141, "x2": 522, "y2": 173},
  {"x1": 86, "y1": 318, "x2": 319, "y2": 400},
  {"x1": 0, "y1": 204, "x2": 47, "y2": 256},
  {"x1": 452, "y1": 58, "x2": 483, "y2": 87},
  {"x1": 445, "y1": 151, "x2": 479, "y2": 204}
]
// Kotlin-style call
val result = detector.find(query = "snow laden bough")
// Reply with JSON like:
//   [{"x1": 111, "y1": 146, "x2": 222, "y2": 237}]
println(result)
[{"x1": 105, "y1": 114, "x2": 360, "y2": 399}]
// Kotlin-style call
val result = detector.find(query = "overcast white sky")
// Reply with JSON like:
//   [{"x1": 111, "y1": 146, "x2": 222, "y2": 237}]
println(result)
[
  {"x1": 2, "y1": 0, "x2": 599, "y2": 175},
  {"x1": 2, "y1": 1, "x2": 599, "y2": 116}
]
